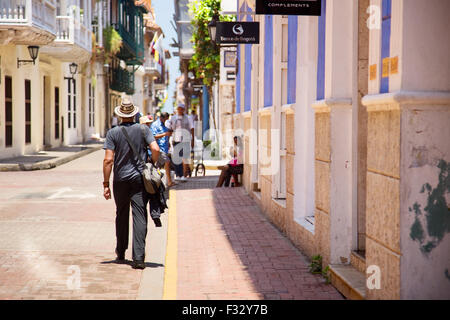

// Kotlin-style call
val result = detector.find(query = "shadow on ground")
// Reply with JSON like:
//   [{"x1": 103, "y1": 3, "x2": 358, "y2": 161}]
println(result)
[
  {"x1": 173, "y1": 174, "x2": 344, "y2": 300},
  {"x1": 101, "y1": 259, "x2": 164, "y2": 269}
]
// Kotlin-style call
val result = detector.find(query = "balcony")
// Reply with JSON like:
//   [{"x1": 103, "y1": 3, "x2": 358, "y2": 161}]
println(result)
[
  {"x1": 0, "y1": 0, "x2": 56, "y2": 45},
  {"x1": 110, "y1": 65, "x2": 135, "y2": 95},
  {"x1": 40, "y1": 11, "x2": 92, "y2": 63},
  {"x1": 144, "y1": 58, "x2": 162, "y2": 77},
  {"x1": 114, "y1": 0, "x2": 145, "y2": 65}
]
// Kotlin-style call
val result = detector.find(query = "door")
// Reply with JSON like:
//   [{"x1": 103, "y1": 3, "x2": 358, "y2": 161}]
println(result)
[{"x1": 43, "y1": 76, "x2": 51, "y2": 147}]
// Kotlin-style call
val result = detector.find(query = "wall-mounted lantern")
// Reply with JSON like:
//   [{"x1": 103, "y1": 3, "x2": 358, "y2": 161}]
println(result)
[
  {"x1": 64, "y1": 62, "x2": 78, "y2": 81},
  {"x1": 208, "y1": 13, "x2": 219, "y2": 43},
  {"x1": 17, "y1": 46, "x2": 40, "y2": 68}
]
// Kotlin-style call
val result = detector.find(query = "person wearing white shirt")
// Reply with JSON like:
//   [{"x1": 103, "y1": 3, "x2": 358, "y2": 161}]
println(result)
[{"x1": 165, "y1": 104, "x2": 194, "y2": 181}]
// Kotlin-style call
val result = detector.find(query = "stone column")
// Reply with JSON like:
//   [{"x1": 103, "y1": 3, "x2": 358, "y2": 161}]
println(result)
[
  {"x1": 323, "y1": 0, "x2": 356, "y2": 266},
  {"x1": 363, "y1": 0, "x2": 450, "y2": 300}
]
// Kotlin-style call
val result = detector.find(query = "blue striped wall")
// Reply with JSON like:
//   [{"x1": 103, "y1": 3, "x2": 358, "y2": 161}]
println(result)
[
  {"x1": 236, "y1": 44, "x2": 241, "y2": 113},
  {"x1": 264, "y1": 15, "x2": 273, "y2": 107},
  {"x1": 380, "y1": 0, "x2": 392, "y2": 93},
  {"x1": 316, "y1": 0, "x2": 326, "y2": 100},
  {"x1": 244, "y1": 9, "x2": 253, "y2": 112},
  {"x1": 287, "y1": 16, "x2": 298, "y2": 104}
]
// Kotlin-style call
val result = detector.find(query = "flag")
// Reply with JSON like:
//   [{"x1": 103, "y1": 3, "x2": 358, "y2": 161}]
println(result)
[
  {"x1": 149, "y1": 32, "x2": 158, "y2": 55},
  {"x1": 154, "y1": 34, "x2": 163, "y2": 64}
]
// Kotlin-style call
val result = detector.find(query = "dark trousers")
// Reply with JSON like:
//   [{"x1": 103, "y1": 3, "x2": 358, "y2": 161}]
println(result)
[
  {"x1": 113, "y1": 179, "x2": 148, "y2": 261},
  {"x1": 224, "y1": 164, "x2": 243, "y2": 187},
  {"x1": 172, "y1": 142, "x2": 184, "y2": 177}
]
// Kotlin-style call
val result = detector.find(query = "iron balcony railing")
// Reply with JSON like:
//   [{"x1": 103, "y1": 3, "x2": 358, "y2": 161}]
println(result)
[{"x1": 110, "y1": 65, "x2": 135, "y2": 95}]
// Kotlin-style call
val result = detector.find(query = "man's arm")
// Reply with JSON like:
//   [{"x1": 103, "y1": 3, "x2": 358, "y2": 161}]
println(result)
[
  {"x1": 154, "y1": 131, "x2": 171, "y2": 140},
  {"x1": 150, "y1": 141, "x2": 160, "y2": 164},
  {"x1": 103, "y1": 149, "x2": 114, "y2": 200}
]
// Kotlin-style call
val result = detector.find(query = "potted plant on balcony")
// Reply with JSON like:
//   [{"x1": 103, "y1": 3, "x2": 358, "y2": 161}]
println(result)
[{"x1": 103, "y1": 26, "x2": 123, "y2": 64}]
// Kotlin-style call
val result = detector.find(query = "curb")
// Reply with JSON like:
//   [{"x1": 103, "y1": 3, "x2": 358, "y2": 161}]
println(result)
[{"x1": 0, "y1": 145, "x2": 103, "y2": 172}]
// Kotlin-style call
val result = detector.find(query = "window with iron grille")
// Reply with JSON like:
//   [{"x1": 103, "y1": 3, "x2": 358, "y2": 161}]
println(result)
[
  {"x1": 55, "y1": 87, "x2": 60, "y2": 139},
  {"x1": 5, "y1": 76, "x2": 13, "y2": 147},
  {"x1": 67, "y1": 79, "x2": 77, "y2": 129},
  {"x1": 25, "y1": 79, "x2": 31, "y2": 144},
  {"x1": 89, "y1": 83, "x2": 95, "y2": 127}
]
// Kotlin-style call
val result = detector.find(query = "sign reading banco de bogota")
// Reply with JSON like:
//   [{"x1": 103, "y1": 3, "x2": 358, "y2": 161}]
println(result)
[
  {"x1": 256, "y1": 0, "x2": 322, "y2": 16},
  {"x1": 216, "y1": 22, "x2": 260, "y2": 44}
]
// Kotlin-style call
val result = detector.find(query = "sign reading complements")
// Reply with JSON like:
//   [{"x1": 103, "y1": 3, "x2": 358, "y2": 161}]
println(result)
[
  {"x1": 216, "y1": 22, "x2": 260, "y2": 44},
  {"x1": 256, "y1": 0, "x2": 322, "y2": 16}
]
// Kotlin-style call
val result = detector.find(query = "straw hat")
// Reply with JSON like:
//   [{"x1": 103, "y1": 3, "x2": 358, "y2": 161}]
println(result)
[
  {"x1": 139, "y1": 115, "x2": 153, "y2": 124},
  {"x1": 114, "y1": 95, "x2": 139, "y2": 118}
]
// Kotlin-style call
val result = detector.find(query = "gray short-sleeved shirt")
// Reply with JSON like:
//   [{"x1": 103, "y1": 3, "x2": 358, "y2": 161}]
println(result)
[{"x1": 103, "y1": 123, "x2": 155, "y2": 182}]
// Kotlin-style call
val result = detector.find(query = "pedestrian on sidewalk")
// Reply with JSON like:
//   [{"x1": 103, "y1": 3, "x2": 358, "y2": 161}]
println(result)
[
  {"x1": 111, "y1": 115, "x2": 118, "y2": 128},
  {"x1": 166, "y1": 104, "x2": 194, "y2": 182},
  {"x1": 140, "y1": 114, "x2": 167, "y2": 228},
  {"x1": 151, "y1": 112, "x2": 176, "y2": 187},
  {"x1": 102, "y1": 96, "x2": 160, "y2": 270}
]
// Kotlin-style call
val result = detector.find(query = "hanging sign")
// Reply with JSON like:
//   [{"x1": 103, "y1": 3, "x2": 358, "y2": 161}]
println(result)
[
  {"x1": 216, "y1": 22, "x2": 260, "y2": 44},
  {"x1": 255, "y1": 0, "x2": 322, "y2": 16}
]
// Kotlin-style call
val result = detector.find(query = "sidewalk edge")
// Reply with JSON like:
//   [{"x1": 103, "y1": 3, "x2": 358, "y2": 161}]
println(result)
[
  {"x1": 162, "y1": 189, "x2": 177, "y2": 300},
  {"x1": 0, "y1": 146, "x2": 103, "y2": 172}
]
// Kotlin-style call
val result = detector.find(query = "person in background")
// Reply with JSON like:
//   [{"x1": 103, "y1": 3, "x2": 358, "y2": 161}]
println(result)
[
  {"x1": 140, "y1": 114, "x2": 165, "y2": 228},
  {"x1": 139, "y1": 115, "x2": 154, "y2": 161},
  {"x1": 165, "y1": 104, "x2": 194, "y2": 182},
  {"x1": 111, "y1": 115, "x2": 119, "y2": 129},
  {"x1": 216, "y1": 136, "x2": 244, "y2": 187},
  {"x1": 151, "y1": 112, "x2": 176, "y2": 187},
  {"x1": 134, "y1": 110, "x2": 143, "y2": 124}
]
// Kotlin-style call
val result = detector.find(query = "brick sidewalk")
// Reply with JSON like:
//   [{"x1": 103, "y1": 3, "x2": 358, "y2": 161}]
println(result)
[{"x1": 174, "y1": 182, "x2": 344, "y2": 300}]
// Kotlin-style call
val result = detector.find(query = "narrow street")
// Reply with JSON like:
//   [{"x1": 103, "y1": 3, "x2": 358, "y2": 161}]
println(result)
[{"x1": 0, "y1": 150, "x2": 342, "y2": 300}]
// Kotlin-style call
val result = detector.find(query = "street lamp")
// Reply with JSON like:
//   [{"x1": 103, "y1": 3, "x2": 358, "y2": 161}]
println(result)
[
  {"x1": 17, "y1": 46, "x2": 40, "y2": 68},
  {"x1": 64, "y1": 62, "x2": 78, "y2": 81},
  {"x1": 208, "y1": 13, "x2": 219, "y2": 43}
]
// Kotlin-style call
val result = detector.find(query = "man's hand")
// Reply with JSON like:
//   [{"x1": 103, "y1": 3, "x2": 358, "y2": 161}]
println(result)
[
  {"x1": 104, "y1": 187, "x2": 111, "y2": 200},
  {"x1": 103, "y1": 149, "x2": 114, "y2": 200}
]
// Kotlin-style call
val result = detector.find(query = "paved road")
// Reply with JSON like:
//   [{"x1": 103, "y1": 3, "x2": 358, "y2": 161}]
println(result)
[
  {"x1": 0, "y1": 149, "x2": 343, "y2": 300},
  {"x1": 0, "y1": 149, "x2": 166, "y2": 299}
]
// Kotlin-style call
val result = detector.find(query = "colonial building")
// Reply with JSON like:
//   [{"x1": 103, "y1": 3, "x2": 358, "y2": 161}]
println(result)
[
  {"x1": 0, "y1": 0, "x2": 96, "y2": 156},
  {"x1": 234, "y1": 0, "x2": 450, "y2": 299},
  {"x1": 0, "y1": 0, "x2": 169, "y2": 159}
]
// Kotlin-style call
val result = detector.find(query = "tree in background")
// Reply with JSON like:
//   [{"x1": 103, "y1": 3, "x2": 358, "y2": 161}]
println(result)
[
  {"x1": 188, "y1": 0, "x2": 234, "y2": 87},
  {"x1": 188, "y1": 0, "x2": 234, "y2": 134}
]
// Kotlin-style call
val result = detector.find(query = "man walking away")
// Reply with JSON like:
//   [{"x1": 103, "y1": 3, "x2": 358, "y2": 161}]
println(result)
[
  {"x1": 151, "y1": 112, "x2": 176, "y2": 187},
  {"x1": 103, "y1": 96, "x2": 160, "y2": 270},
  {"x1": 166, "y1": 104, "x2": 194, "y2": 181}
]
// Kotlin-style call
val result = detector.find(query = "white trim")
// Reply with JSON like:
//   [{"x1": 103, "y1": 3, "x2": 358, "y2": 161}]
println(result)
[
  {"x1": 312, "y1": 98, "x2": 353, "y2": 109},
  {"x1": 242, "y1": 110, "x2": 251, "y2": 118},
  {"x1": 258, "y1": 106, "x2": 273, "y2": 116},
  {"x1": 362, "y1": 91, "x2": 450, "y2": 110},
  {"x1": 282, "y1": 103, "x2": 294, "y2": 114},
  {"x1": 272, "y1": 198, "x2": 287, "y2": 208},
  {"x1": 294, "y1": 217, "x2": 315, "y2": 235}
]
